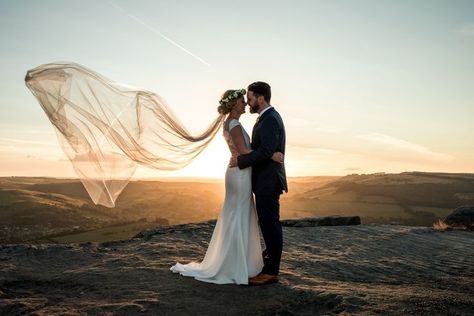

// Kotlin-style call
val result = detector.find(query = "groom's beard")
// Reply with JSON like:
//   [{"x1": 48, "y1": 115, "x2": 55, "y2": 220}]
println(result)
[{"x1": 249, "y1": 103, "x2": 259, "y2": 114}]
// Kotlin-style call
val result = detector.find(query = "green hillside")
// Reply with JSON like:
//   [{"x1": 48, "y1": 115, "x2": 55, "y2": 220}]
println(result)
[{"x1": 1, "y1": 172, "x2": 473, "y2": 243}]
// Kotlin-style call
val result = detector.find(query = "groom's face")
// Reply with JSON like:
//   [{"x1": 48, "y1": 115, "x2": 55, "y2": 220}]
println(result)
[{"x1": 247, "y1": 91, "x2": 260, "y2": 114}]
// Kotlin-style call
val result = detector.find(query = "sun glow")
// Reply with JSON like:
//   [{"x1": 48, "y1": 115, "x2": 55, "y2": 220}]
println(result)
[{"x1": 134, "y1": 136, "x2": 230, "y2": 179}]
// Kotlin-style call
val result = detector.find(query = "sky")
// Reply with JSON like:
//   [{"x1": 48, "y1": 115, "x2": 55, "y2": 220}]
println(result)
[{"x1": 0, "y1": 0, "x2": 473, "y2": 179}]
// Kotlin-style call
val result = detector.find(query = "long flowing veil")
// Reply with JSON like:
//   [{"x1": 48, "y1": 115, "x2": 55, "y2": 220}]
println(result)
[{"x1": 25, "y1": 62, "x2": 225, "y2": 207}]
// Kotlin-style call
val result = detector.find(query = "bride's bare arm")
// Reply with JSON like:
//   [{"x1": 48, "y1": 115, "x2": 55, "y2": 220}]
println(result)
[{"x1": 271, "y1": 152, "x2": 284, "y2": 163}]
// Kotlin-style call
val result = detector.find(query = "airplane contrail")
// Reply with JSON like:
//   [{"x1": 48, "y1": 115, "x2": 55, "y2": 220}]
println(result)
[{"x1": 108, "y1": 1, "x2": 211, "y2": 67}]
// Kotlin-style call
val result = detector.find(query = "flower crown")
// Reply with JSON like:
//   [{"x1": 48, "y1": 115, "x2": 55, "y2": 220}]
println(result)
[{"x1": 219, "y1": 89, "x2": 246, "y2": 106}]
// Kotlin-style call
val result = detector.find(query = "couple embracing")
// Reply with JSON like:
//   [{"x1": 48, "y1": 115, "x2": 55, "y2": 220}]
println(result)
[{"x1": 171, "y1": 81, "x2": 288, "y2": 286}]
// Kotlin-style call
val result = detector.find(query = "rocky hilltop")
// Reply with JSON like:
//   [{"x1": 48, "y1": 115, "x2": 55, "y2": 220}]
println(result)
[{"x1": 0, "y1": 219, "x2": 473, "y2": 315}]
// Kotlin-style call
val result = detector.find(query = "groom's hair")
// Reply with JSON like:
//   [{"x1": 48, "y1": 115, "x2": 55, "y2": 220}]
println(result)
[{"x1": 248, "y1": 82, "x2": 271, "y2": 103}]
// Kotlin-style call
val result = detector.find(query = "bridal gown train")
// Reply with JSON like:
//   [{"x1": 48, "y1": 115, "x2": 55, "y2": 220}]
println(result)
[{"x1": 170, "y1": 119, "x2": 263, "y2": 284}]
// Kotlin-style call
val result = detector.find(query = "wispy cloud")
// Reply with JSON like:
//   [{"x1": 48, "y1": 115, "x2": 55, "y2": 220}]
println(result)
[
  {"x1": 0, "y1": 130, "x2": 55, "y2": 137},
  {"x1": 14, "y1": 130, "x2": 55, "y2": 135},
  {"x1": 108, "y1": 1, "x2": 211, "y2": 67},
  {"x1": 286, "y1": 117, "x2": 345, "y2": 133},
  {"x1": 345, "y1": 167, "x2": 360, "y2": 171},
  {"x1": 0, "y1": 138, "x2": 58, "y2": 147},
  {"x1": 315, "y1": 125, "x2": 345, "y2": 133},
  {"x1": 0, "y1": 138, "x2": 64, "y2": 162},
  {"x1": 0, "y1": 124, "x2": 55, "y2": 135},
  {"x1": 456, "y1": 23, "x2": 474, "y2": 37},
  {"x1": 287, "y1": 117, "x2": 313, "y2": 128},
  {"x1": 290, "y1": 143, "x2": 343, "y2": 155},
  {"x1": 356, "y1": 133, "x2": 454, "y2": 162},
  {"x1": 308, "y1": 148, "x2": 343, "y2": 155}
]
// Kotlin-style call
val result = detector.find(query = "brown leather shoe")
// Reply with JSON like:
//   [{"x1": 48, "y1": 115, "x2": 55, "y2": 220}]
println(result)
[
  {"x1": 248, "y1": 272, "x2": 263, "y2": 283},
  {"x1": 248, "y1": 273, "x2": 279, "y2": 286}
]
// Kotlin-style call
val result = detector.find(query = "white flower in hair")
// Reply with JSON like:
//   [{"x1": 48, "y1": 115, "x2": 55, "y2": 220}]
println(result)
[{"x1": 219, "y1": 89, "x2": 246, "y2": 105}]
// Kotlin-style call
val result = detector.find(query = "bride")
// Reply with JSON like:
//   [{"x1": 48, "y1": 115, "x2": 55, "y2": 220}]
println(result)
[{"x1": 170, "y1": 89, "x2": 283, "y2": 285}]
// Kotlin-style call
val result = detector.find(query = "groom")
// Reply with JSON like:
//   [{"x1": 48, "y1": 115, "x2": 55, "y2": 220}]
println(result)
[{"x1": 236, "y1": 81, "x2": 288, "y2": 285}]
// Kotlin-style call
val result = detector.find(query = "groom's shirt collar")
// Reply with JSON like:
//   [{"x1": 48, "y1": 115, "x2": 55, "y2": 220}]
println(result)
[{"x1": 258, "y1": 105, "x2": 273, "y2": 117}]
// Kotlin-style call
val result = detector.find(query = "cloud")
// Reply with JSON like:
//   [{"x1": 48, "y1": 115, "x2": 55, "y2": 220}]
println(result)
[
  {"x1": 0, "y1": 138, "x2": 58, "y2": 147},
  {"x1": 356, "y1": 133, "x2": 454, "y2": 162},
  {"x1": 0, "y1": 138, "x2": 63, "y2": 161},
  {"x1": 16, "y1": 130, "x2": 55, "y2": 135},
  {"x1": 289, "y1": 143, "x2": 343, "y2": 155},
  {"x1": 345, "y1": 167, "x2": 360, "y2": 171},
  {"x1": 286, "y1": 118, "x2": 345, "y2": 134},
  {"x1": 315, "y1": 125, "x2": 345, "y2": 133},
  {"x1": 287, "y1": 117, "x2": 313, "y2": 128},
  {"x1": 0, "y1": 128, "x2": 55, "y2": 135},
  {"x1": 308, "y1": 148, "x2": 343, "y2": 155},
  {"x1": 456, "y1": 23, "x2": 474, "y2": 37}
]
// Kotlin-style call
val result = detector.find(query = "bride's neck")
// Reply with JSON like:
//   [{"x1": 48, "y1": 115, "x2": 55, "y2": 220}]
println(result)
[{"x1": 228, "y1": 113, "x2": 240, "y2": 120}]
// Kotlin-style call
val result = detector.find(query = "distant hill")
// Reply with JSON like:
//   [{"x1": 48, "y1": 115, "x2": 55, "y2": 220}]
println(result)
[
  {"x1": 1, "y1": 172, "x2": 473, "y2": 243},
  {"x1": 282, "y1": 172, "x2": 474, "y2": 226},
  {"x1": 0, "y1": 177, "x2": 225, "y2": 243}
]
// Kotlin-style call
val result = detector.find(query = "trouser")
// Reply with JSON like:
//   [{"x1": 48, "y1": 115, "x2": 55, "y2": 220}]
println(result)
[{"x1": 255, "y1": 194, "x2": 283, "y2": 276}]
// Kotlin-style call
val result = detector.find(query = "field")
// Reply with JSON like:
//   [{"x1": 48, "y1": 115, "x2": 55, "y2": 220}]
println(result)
[{"x1": 1, "y1": 172, "x2": 473, "y2": 243}]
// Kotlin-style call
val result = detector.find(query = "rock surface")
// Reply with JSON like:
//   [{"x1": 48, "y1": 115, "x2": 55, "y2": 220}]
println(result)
[
  {"x1": 443, "y1": 205, "x2": 474, "y2": 230},
  {"x1": 0, "y1": 220, "x2": 473, "y2": 315},
  {"x1": 281, "y1": 216, "x2": 361, "y2": 227}
]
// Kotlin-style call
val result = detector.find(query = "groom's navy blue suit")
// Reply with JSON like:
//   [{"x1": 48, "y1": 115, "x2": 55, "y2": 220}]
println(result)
[{"x1": 237, "y1": 106, "x2": 287, "y2": 276}]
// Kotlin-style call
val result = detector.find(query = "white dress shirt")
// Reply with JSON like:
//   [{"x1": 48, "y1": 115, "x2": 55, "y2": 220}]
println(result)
[{"x1": 258, "y1": 105, "x2": 273, "y2": 118}]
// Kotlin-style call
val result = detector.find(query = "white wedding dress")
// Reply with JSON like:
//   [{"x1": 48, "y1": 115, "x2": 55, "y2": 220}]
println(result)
[{"x1": 170, "y1": 119, "x2": 263, "y2": 284}]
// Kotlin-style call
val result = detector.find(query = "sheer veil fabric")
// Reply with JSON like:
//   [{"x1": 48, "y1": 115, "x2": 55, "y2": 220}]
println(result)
[{"x1": 25, "y1": 62, "x2": 225, "y2": 207}]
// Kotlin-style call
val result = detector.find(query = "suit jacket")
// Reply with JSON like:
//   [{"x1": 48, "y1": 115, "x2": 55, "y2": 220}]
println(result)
[{"x1": 237, "y1": 107, "x2": 288, "y2": 195}]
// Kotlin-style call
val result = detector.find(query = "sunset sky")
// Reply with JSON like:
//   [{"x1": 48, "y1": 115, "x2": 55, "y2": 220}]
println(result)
[{"x1": 0, "y1": 0, "x2": 473, "y2": 179}]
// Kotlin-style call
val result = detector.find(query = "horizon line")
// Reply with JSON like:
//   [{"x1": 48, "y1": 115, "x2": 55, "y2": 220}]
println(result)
[{"x1": 1, "y1": 171, "x2": 474, "y2": 181}]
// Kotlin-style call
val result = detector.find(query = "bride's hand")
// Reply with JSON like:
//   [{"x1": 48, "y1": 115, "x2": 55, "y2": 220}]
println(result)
[
  {"x1": 271, "y1": 152, "x2": 284, "y2": 163},
  {"x1": 228, "y1": 156, "x2": 238, "y2": 168}
]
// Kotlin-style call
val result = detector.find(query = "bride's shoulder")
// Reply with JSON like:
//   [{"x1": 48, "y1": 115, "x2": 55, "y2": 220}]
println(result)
[{"x1": 226, "y1": 118, "x2": 241, "y2": 131}]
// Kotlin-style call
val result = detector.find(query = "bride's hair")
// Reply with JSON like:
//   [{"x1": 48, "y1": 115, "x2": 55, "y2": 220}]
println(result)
[{"x1": 217, "y1": 89, "x2": 246, "y2": 114}]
